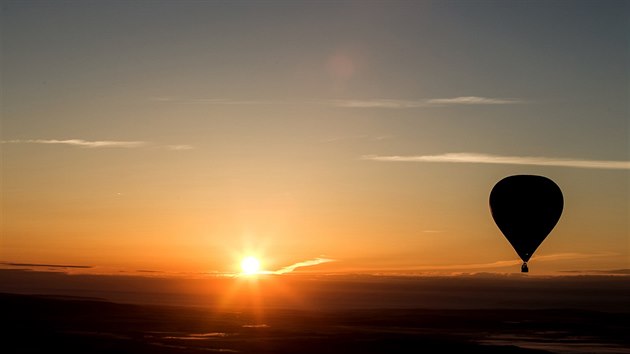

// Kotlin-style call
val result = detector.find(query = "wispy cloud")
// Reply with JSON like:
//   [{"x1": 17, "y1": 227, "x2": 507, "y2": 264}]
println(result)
[
  {"x1": 270, "y1": 257, "x2": 335, "y2": 274},
  {"x1": 1, "y1": 139, "x2": 147, "y2": 148},
  {"x1": 530, "y1": 252, "x2": 616, "y2": 262},
  {"x1": 411, "y1": 259, "x2": 523, "y2": 271},
  {"x1": 403, "y1": 252, "x2": 614, "y2": 271},
  {"x1": 362, "y1": 152, "x2": 630, "y2": 170},
  {"x1": 331, "y1": 99, "x2": 428, "y2": 108},
  {"x1": 151, "y1": 97, "x2": 286, "y2": 105},
  {"x1": 0, "y1": 261, "x2": 92, "y2": 269},
  {"x1": 425, "y1": 96, "x2": 521, "y2": 105},
  {"x1": 559, "y1": 269, "x2": 630, "y2": 275},
  {"x1": 2, "y1": 139, "x2": 194, "y2": 151},
  {"x1": 331, "y1": 96, "x2": 522, "y2": 108},
  {"x1": 166, "y1": 144, "x2": 194, "y2": 151},
  {"x1": 152, "y1": 96, "x2": 522, "y2": 108}
]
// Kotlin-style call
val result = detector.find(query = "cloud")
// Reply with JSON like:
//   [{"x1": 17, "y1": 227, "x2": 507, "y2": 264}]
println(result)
[
  {"x1": 166, "y1": 144, "x2": 194, "y2": 151},
  {"x1": 152, "y1": 96, "x2": 522, "y2": 108},
  {"x1": 332, "y1": 96, "x2": 522, "y2": 108},
  {"x1": 2, "y1": 139, "x2": 194, "y2": 151},
  {"x1": 1, "y1": 139, "x2": 147, "y2": 148},
  {"x1": 331, "y1": 99, "x2": 428, "y2": 108},
  {"x1": 151, "y1": 97, "x2": 285, "y2": 105},
  {"x1": 559, "y1": 269, "x2": 630, "y2": 275},
  {"x1": 403, "y1": 252, "x2": 614, "y2": 271},
  {"x1": 529, "y1": 252, "x2": 616, "y2": 262},
  {"x1": 0, "y1": 261, "x2": 92, "y2": 269},
  {"x1": 271, "y1": 257, "x2": 335, "y2": 274},
  {"x1": 425, "y1": 96, "x2": 521, "y2": 105},
  {"x1": 406, "y1": 259, "x2": 523, "y2": 271},
  {"x1": 362, "y1": 152, "x2": 630, "y2": 170}
]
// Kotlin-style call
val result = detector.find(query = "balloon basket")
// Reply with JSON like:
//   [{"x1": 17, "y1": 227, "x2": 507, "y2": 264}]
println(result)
[{"x1": 521, "y1": 262, "x2": 529, "y2": 273}]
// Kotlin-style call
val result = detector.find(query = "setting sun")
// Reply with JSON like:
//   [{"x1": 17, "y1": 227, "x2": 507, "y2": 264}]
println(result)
[{"x1": 241, "y1": 256, "x2": 261, "y2": 275}]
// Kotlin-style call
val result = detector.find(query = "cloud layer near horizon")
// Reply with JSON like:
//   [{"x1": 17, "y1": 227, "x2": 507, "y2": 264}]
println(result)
[
  {"x1": 363, "y1": 153, "x2": 630, "y2": 170},
  {"x1": 378, "y1": 252, "x2": 617, "y2": 272}
]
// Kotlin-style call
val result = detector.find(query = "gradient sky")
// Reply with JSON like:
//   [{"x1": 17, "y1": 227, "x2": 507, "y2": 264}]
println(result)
[{"x1": 1, "y1": 0, "x2": 628, "y2": 276}]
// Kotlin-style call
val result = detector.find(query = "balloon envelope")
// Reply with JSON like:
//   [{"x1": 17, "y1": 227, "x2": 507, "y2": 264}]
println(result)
[{"x1": 490, "y1": 175, "x2": 563, "y2": 263}]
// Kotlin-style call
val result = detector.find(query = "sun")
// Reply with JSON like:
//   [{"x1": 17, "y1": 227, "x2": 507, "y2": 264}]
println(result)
[{"x1": 240, "y1": 256, "x2": 261, "y2": 275}]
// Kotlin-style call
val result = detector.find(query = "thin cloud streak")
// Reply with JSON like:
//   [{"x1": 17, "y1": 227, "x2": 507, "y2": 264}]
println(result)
[
  {"x1": 1, "y1": 139, "x2": 147, "y2": 148},
  {"x1": 152, "y1": 96, "x2": 522, "y2": 108},
  {"x1": 404, "y1": 252, "x2": 615, "y2": 271},
  {"x1": 363, "y1": 153, "x2": 630, "y2": 170},
  {"x1": 332, "y1": 96, "x2": 522, "y2": 108},
  {"x1": 2, "y1": 139, "x2": 194, "y2": 151},
  {"x1": 332, "y1": 99, "x2": 428, "y2": 108},
  {"x1": 270, "y1": 257, "x2": 335, "y2": 274},
  {"x1": 166, "y1": 144, "x2": 194, "y2": 151},
  {"x1": 0, "y1": 261, "x2": 92, "y2": 269},
  {"x1": 151, "y1": 97, "x2": 286, "y2": 105},
  {"x1": 426, "y1": 96, "x2": 521, "y2": 105},
  {"x1": 560, "y1": 269, "x2": 630, "y2": 275},
  {"x1": 532, "y1": 252, "x2": 617, "y2": 262}
]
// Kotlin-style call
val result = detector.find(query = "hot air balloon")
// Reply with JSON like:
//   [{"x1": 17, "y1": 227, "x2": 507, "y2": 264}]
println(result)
[{"x1": 489, "y1": 175, "x2": 563, "y2": 272}]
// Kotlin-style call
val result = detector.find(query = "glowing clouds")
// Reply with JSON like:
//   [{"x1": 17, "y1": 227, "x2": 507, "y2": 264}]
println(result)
[
  {"x1": 274, "y1": 257, "x2": 335, "y2": 274},
  {"x1": 362, "y1": 153, "x2": 630, "y2": 170}
]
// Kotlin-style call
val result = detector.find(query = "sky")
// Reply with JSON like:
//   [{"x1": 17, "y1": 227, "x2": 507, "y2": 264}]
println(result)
[{"x1": 1, "y1": 0, "x2": 628, "y2": 276}]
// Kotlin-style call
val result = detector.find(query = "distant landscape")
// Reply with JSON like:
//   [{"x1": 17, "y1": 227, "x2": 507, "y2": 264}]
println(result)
[
  {"x1": 2, "y1": 270, "x2": 630, "y2": 354},
  {"x1": 3, "y1": 291, "x2": 629, "y2": 354}
]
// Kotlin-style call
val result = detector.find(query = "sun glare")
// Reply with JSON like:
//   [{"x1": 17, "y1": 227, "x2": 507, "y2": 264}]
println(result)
[{"x1": 241, "y1": 256, "x2": 261, "y2": 275}]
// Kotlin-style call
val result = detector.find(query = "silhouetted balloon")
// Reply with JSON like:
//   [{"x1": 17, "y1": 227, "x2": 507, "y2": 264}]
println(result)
[{"x1": 489, "y1": 175, "x2": 563, "y2": 272}]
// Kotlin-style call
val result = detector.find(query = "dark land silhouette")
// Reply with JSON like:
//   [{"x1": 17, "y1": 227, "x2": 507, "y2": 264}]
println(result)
[
  {"x1": 2, "y1": 270, "x2": 630, "y2": 354},
  {"x1": 4, "y1": 292, "x2": 630, "y2": 354}
]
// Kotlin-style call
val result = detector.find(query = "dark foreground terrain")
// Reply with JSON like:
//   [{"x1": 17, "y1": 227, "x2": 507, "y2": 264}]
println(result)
[{"x1": 2, "y1": 293, "x2": 629, "y2": 354}]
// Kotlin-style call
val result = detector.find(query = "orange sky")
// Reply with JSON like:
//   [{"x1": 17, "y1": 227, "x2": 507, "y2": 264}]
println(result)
[{"x1": 1, "y1": 1, "x2": 628, "y2": 276}]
